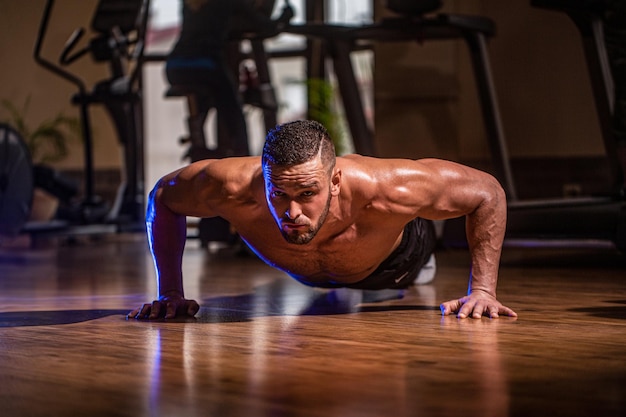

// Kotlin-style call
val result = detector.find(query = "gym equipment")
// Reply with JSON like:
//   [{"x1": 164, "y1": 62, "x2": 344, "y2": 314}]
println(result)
[
  {"x1": 0, "y1": 124, "x2": 33, "y2": 239},
  {"x1": 386, "y1": 0, "x2": 443, "y2": 16},
  {"x1": 289, "y1": 0, "x2": 625, "y2": 251},
  {"x1": 287, "y1": 1, "x2": 517, "y2": 200},
  {"x1": 163, "y1": 0, "x2": 290, "y2": 247},
  {"x1": 444, "y1": 0, "x2": 626, "y2": 252},
  {"x1": 164, "y1": 38, "x2": 279, "y2": 162},
  {"x1": 164, "y1": 0, "x2": 290, "y2": 162},
  {"x1": 500, "y1": 0, "x2": 626, "y2": 251},
  {"x1": 33, "y1": 0, "x2": 150, "y2": 230}
]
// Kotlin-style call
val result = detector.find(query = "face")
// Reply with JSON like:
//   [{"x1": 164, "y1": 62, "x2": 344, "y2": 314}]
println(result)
[{"x1": 263, "y1": 157, "x2": 339, "y2": 245}]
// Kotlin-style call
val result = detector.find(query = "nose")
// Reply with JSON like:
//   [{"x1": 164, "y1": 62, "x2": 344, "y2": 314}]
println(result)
[{"x1": 285, "y1": 200, "x2": 302, "y2": 220}]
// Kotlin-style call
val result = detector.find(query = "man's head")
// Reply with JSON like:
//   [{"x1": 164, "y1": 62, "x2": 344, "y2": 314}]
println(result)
[
  {"x1": 262, "y1": 120, "x2": 336, "y2": 174},
  {"x1": 262, "y1": 120, "x2": 340, "y2": 245}
]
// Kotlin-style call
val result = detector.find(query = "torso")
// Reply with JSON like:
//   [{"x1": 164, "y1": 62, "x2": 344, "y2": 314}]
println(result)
[
  {"x1": 235, "y1": 217, "x2": 404, "y2": 285},
  {"x1": 215, "y1": 155, "x2": 412, "y2": 286}
]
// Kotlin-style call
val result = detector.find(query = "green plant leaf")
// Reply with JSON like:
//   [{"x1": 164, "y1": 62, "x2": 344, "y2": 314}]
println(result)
[
  {"x1": 306, "y1": 78, "x2": 348, "y2": 155},
  {"x1": 1, "y1": 96, "x2": 80, "y2": 164}
]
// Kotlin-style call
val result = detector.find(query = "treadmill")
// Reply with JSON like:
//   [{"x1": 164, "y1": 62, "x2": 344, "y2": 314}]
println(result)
[{"x1": 446, "y1": 0, "x2": 626, "y2": 252}]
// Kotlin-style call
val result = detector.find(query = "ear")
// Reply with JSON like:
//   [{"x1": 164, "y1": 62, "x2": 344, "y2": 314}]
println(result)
[{"x1": 330, "y1": 169, "x2": 341, "y2": 196}]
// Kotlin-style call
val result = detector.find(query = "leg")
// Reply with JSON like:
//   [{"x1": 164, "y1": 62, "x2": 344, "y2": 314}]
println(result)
[
  {"x1": 213, "y1": 62, "x2": 249, "y2": 157},
  {"x1": 165, "y1": 63, "x2": 213, "y2": 161},
  {"x1": 250, "y1": 39, "x2": 278, "y2": 130}
]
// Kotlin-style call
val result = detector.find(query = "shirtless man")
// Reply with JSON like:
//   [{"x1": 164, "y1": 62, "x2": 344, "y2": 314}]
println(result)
[{"x1": 129, "y1": 120, "x2": 517, "y2": 320}]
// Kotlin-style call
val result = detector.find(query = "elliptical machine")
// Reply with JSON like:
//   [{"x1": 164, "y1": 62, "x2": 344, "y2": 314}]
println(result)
[{"x1": 33, "y1": 0, "x2": 150, "y2": 231}]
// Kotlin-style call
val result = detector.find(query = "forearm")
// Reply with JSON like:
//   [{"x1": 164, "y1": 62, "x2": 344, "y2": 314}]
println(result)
[
  {"x1": 146, "y1": 187, "x2": 187, "y2": 298},
  {"x1": 435, "y1": 166, "x2": 517, "y2": 318},
  {"x1": 464, "y1": 180, "x2": 507, "y2": 297}
]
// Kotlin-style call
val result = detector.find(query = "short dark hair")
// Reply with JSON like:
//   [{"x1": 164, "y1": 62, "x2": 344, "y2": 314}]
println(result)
[{"x1": 262, "y1": 120, "x2": 336, "y2": 172}]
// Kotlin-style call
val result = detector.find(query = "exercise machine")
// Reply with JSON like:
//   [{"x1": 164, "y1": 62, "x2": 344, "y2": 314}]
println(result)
[
  {"x1": 442, "y1": 0, "x2": 626, "y2": 252},
  {"x1": 289, "y1": 0, "x2": 625, "y2": 251},
  {"x1": 164, "y1": 0, "x2": 291, "y2": 162},
  {"x1": 500, "y1": 0, "x2": 626, "y2": 251},
  {"x1": 287, "y1": 0, "x2": 517, "y2": 199},
  {"x1": 33, "y1": 0, "x2": 150, "y2": 231},
  {"x1": 163, "y1": 0, "x2": 291, "y2": 247}
]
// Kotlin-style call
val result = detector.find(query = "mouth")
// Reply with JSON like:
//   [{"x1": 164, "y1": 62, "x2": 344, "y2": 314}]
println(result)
[
  {"x1": 282, "y1": 222, "x2": 305, "y2": 230},
  {"x1": 281, "y1": 220, "x2": 308, "y2": 231}
]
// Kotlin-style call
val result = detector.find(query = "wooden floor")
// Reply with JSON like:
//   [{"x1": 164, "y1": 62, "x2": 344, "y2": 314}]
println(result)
[{"x1": 1, "y1": 233, "x2": 625, "y2": 417}]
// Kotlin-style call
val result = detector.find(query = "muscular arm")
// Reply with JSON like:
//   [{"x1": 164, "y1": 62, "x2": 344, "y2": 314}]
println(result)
[
  {"x1": 128, "y1": 160, "x2": 239, "y2": 319},
  {"x1": 375, "y1": 158, "x2": 517, "y2": 318},
  {"x1": 433, "y1": 162, "x2": 516, "y2": 319}
]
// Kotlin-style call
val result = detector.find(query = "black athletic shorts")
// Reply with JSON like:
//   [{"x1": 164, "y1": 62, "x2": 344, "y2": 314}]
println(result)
[{"x1": 314, "y1": 217, "x2": 437, "y2": 290}]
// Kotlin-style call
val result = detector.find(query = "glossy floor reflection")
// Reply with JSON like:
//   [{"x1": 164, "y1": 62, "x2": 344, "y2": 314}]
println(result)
[{"x1": 0, "y1": 234, "x2": 625, "y2": 417}]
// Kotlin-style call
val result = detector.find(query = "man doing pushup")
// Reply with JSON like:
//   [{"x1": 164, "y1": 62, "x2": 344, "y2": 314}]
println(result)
[{"x1": 129, "y1": 120, "x2": 517, "y2": 320}]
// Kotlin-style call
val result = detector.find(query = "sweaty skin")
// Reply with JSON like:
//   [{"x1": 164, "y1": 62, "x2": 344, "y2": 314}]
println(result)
[{"x1": 129, "y1": 155, "x2": 517, "y2": 320}]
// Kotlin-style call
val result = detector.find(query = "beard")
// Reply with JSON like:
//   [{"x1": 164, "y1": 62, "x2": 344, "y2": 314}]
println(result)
[{"x1": 281, "y1": 191, "x2": 332, "y2": 245}]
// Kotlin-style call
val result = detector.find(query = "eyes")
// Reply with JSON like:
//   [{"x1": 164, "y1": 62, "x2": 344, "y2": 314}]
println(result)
[{"x1": 269, "y1": 189, "x2": 316, "y2": 200}]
